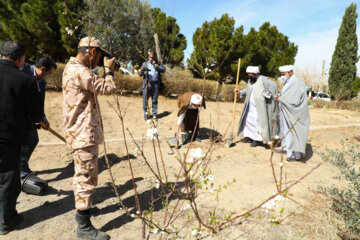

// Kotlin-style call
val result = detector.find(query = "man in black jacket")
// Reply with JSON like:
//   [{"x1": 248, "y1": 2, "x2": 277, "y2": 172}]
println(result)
[
  {"x1": 0, "y1": 41, "x2": 44, "y2": 235},
  {"x1": 20, "y1": 57, "x2": 56, "y2": 182}
]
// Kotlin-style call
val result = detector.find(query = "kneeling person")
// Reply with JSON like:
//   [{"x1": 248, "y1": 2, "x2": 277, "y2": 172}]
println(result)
[{"x1": 177, "y1": 92, "x2": 206, "y2": 145}]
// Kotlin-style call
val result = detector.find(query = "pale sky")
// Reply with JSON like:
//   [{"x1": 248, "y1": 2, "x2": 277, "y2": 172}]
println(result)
[{"x1": 149, "y1": 0, "x2": 360, "y2": 74}]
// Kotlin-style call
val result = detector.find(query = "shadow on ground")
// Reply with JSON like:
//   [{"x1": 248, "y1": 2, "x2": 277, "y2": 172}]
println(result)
[
  {"x1": 156, "y1": 111, "x2": 172, "y2": 119},
  {"x1": 300, "y1": 143, "x2": 313, "y2": 163},
  {"x1": 16, "y1": 176, "x2": 143, "y2": 231},
  {"x1": 199, "y1": 127, "x2": 221, "y2": 141},
  {"x1": 99, "y1": 181, "x2": 185, "y2": 232},
  {"x1": 17, "y1": 151, "x2": 184, "y2": 233},
  {"x1": 36, "y1": 153, "x2": 135, "y2": 183}
]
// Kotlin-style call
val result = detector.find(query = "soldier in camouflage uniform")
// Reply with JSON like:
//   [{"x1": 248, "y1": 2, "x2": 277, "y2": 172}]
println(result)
[{"x1": 63, "y1": 37, "x2": 116, "y2": 240}]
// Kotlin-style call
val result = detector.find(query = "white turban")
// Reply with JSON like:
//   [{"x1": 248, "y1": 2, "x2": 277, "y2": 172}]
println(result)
[
  {"x1": 246, "y1": 66, "x2": 260, "y2": 74},
  {"x1": 279, "y1": 65, "x2": 295, "y2": 73},
  {"x1": 190, "y1": 94, "x2": 202, "y2": 105}
]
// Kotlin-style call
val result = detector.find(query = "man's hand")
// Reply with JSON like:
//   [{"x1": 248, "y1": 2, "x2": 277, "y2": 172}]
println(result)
[
  {"x1": 234, "y1": 89, "x2": 240, "y2": 94},
  {"x1": 274, "y1": 94, "x2": 279, "y2": 101},
  {"x1": 39, "y1": 120, "x2": 50, "y2": 130},
  {"x1": 104, "y1": 57, "x2": 115, "y2": 72}
]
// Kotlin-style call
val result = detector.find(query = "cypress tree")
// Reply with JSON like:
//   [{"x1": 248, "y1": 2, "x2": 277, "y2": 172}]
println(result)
[{"x1": 328, "y1": 3, "x2": 358, "y2": 100}]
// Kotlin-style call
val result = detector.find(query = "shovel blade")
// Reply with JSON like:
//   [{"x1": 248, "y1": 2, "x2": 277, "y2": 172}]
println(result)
[
  {"x1": 168, "y1": 136, "x2": 179, "y2": 147},
  {"x1": 226, "y1": 133, "x2": 234, "y2": 148}
]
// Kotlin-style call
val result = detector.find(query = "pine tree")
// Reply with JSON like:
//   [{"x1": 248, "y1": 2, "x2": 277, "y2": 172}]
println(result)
[
  {"x1": 190, "y1": 14, "x2": 235, "y2": 79},
  {"x1": 21, "y1": 0, "x2": 65, "y2": 60},
  {"x1": 242, "y1": 22, "x2": 297, "y2": 78},
  {"x1": 189, "y1": 15, "x2": 297, "y2": 81},
  {"x1": 151, "y1": 8, "x2": 187, "y2": 67},
  {"x1": 0, "y1": 1, "x2": 34, "y2": 57},
  {"x1": 0, "y1": 0, "x2": 77, "y2": 62},
  {"x1": 54, "y1": 0, "x2": 85, "y2": 57},
  {"x1": 329, "y1": 3, "x2": 358, "y2": 100}
]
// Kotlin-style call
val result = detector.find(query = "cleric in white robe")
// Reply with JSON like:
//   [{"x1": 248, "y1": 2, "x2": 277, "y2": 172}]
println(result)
[
  {"x1": 275, "y1": 65, "x2": 310, "y2": 161},
  {"x1": 235, "y1": 66, "x2": 278, "y2": 147}
]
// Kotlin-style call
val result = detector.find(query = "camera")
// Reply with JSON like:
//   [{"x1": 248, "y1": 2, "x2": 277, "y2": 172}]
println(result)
[
  {"x1": 114, "y1": 60, "x2": 120, "y2": 71},
  {"x1": 99, "y1": 57, "x2": 121, "y2": 71}
]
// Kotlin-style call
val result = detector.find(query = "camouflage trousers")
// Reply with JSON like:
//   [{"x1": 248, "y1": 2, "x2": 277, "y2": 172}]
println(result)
[{"x1": 73, "y1": 145, "x2": 98, "y2": 210}]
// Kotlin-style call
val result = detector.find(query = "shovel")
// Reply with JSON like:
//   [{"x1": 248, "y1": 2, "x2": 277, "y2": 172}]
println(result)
[
  {"x1": 39, "y1": 122, "x2": 66, "y2": 143},
  {"x1": 167, "y1": 125, "x2": 181, "y2": 149},
  {"x1": 39, "y1": 122, "x2": 74, "y2": 163},
  {"x1": 226, "y1": 58, "x2": 241, "y2": 148}
]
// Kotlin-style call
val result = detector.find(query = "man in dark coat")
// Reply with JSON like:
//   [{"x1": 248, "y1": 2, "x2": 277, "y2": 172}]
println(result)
[
  {"x1": 0, "y1": 41, "x2": 43, "y2": 235},
  {"x1": 177, "y1": 92, "x2": 206, "y2": 145},
  {"x1": 20, "y1": 57, "x2": 57, "y2": 181}
]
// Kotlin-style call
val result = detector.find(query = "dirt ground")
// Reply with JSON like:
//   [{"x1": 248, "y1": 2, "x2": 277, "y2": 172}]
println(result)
[{"x1": 4, "y1": 92, "x2": 360, "y2": 240}]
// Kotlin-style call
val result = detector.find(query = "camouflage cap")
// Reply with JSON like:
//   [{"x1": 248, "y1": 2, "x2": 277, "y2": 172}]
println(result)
[{"x1": 78, "y1": 37, "x2": 112, "y2": 57}]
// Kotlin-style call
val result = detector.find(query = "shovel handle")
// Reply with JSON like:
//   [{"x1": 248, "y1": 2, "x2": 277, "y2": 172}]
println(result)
[
  {"x1": 39, "y1": 122, "x2": 66, "y2": 143},
  {"x1": 230, "y1": 58, "x2": 241, "y2": 135},
  {"x1": 174, "y1": 125, "x2": 181, "y2": 138}
]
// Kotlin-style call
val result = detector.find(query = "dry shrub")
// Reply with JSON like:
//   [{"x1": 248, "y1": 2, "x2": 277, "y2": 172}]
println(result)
[
  {"x1": 296, "y1": 67, "x2": 328, "y2": 92},
  {"x1": 163, "y1": 67, "x2": 246, "y2": 101},
  {"x1": 46, "y1": 63, "x2": 65, "y2": 91},
  {"x1": 310, "y1": 99, "x2": 360, "y2": 112},
  {"x1": 113, "y1": 72, "x2": 142, "y2": 94},
  {"x1": 46, "y1": 63, "x2": 143, "y2": 93},
  {"x1": 46, "y1": 64, "x2": 246, "y2": 101}
]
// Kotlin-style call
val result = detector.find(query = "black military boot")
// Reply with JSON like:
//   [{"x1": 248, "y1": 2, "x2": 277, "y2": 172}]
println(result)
[
  {"x1": 193, "y1": 131, "x2": 201, "y2": 142},
  {"x1": 181, "y1": 132, "x2": 187, "y2": 145},
  {"x1": 75, "y1": 210, "x2": 110, "y2": 240}
]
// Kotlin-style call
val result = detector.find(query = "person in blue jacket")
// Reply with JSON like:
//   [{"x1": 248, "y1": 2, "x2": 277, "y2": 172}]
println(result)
[{"x1": 140, "y1": 51, "x2": 165, "y2": 121}]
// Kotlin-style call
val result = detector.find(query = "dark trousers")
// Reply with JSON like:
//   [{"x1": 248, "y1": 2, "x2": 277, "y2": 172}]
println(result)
[
  {"x1": 20, "y1": 124, "x2": 39, "y2": 179},
  {"x1": 0, "y1": 144, "x2": 21, "y2": 228},
  {"x1": 181, "y1": 109, "x2": 199, "y2": 133},
  {"x1": 142, "y1": 82, "x2": 159, "y2": 116}
]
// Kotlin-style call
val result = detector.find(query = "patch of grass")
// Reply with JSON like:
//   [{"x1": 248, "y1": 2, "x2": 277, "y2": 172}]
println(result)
[
  {"x1": 319, "y1": 142, "x2": 360, "y2": 239},
  {"x1": 259, "y1": 194, "x2": 341, "y2": 240}
]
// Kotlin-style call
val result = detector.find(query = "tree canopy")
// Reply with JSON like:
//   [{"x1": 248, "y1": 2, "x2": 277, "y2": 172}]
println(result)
[
  {"x1": 189, "y1": 14, "x2": 298, "y2": 81},
  {"x1": 82, "y1": 0, "x2": 154, "y2": 64},
  {"x1": 0, "y1": 0, "x2": 186, "y2": 66},
  {"x1": 0, "y1": 0, "x2": 73, "y2": 61}
]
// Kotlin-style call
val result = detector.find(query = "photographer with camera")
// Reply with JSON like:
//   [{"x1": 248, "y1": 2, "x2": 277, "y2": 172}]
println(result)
[
  {"x1": 62, "y1": 37, "x2": 116, "y2": 240},
  {"x1": 140, "y1": 50, "x2": 165, "y2": 121}
]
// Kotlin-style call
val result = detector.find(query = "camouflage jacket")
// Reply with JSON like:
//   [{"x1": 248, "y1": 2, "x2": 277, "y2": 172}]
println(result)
[{"x1": 62, "y1": 57, "x2": 116, "y2": 150}]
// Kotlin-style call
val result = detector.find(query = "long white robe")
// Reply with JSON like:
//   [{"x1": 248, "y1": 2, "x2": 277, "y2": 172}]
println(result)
[
  {"x1": 243, "y1": 92, "x2": 263, "y2": 141},
  {"x1": 237, "y1": 75, "x2": 278, "y2": 142}
]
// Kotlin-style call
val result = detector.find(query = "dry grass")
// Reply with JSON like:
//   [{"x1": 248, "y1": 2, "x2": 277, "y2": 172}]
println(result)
[
  {"x1": 205, "y1": 192, "x2": 344, "y2": 240},
  {"x1": 296, "y1": 67, "x2": 328, "y2": 92},
  {"x1": 46, "y1": 65, "x2": 247, "y2": 101},
  {"x1": 252, "y1": 193, "x2": 343, "y2": 240},
  {"x1": 46, "y1": 63, "x2": 65, "y2": 91},
  {"x1": 310, "y1": 99, "x2": 360, "y2": 112}
]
